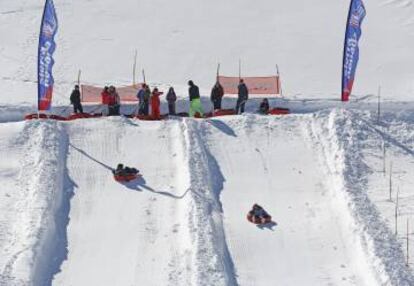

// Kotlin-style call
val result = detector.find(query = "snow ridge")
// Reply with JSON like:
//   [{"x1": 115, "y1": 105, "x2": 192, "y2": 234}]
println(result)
[
  {"x1": 181, "y1": 119, "x2": 238, "y2": 286},
  {"x1": 0, "y1": 120, "x2": 71, "y2": 286},
  {"x1": 310, "y1": 109, "x2": 414, "y2": 285}
]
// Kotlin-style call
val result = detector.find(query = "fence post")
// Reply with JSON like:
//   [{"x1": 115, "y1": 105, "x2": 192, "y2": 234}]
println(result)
[
  {"x1": 407, "y1": 218, "x2": 410, "y2": 266},
  {"x1": 395, "y1": 188, "x2": 399, "y2": 235},
  {"x1": 389, "y1": 161, "x2": 393, "y2": 201}
]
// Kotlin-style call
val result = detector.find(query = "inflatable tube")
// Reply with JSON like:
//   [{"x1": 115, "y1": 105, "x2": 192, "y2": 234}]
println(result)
[
  {"x1": 135, "y1": 114, "x2": 167, "y2": 121},
  {"x1": 269, "y1": 108, "x2": 290, "y2": 115},
  {"x1": 66, "y1": 113, "x2": 102, "y2": 120},
  {"x1": 247, "y1": 212, "x2": 272, "y2": 224},
  {"x1": 114, "y1": 173, "x2": 141, "y2": 182},
  {"x1": 205, "y1": 109, "x2": 237, "y2": 118},
  {"x1": 24, "y1": 113, "x2": 67, "y2": 121}
]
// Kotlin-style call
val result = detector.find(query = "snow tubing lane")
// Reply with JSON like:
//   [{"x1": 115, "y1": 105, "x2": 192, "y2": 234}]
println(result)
[
  {"x1": 114, "y1": 173, "x2": 141, "y2": 182},
  {"x1": 247, "y1": 213, "x2": 272, "y2": 224},
  {"x1": 268, "y1": 108, "x2": 290, "y2": 115}
]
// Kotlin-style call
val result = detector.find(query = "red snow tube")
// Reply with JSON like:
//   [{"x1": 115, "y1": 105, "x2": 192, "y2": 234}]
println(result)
[
  {"x1": 114, "y1": 173, "x2": 141, "y2": 182},
  {"x1": 247, "y1": 212, "x2": 272, "y2": 224},
  {"x1": 24, "y1": 113, "x2": 67, "y2": 121},
  {"x1": 209, "y1": 109, "x2": 237, "y2": 117},
  {"x1": 66, "y1": 113, "x2": 102, "y2": 120},
  {"x1": 269, "y1": 108, "x2": 290, "y2": 115},
  {"x1": 135, "y1": 114, "x2": 167, "y2": 121}
]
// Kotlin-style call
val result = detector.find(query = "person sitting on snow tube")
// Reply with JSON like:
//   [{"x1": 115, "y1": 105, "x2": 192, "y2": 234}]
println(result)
[
  {"x1": 247, "y1": 204, "x2": 271, "y2": 224},
  {"x1": 113, "y1": 164, "x2": 139, "y2": 176},
  {"x1": 259, "y1": 98, "x2": 270, "y2": 114}
]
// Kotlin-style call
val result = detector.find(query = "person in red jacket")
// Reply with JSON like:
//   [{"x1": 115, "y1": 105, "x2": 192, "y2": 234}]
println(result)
[
  {"x1": 150, "y1": 87, "x2": 163, "y2": 119},
  {"x1": 101, "y1": 86, "x2": 110, "y2": 115}
]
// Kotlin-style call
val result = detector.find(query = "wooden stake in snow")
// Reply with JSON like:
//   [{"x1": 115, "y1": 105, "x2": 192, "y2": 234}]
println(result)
[
  {"x1": 395, "y1": 188, "x2": 399, "y2": 235},
  {"x1": 389, "y1": 161, "x2": 393, "y2": 201},
  {"x1": 276, "y1": 64, "x2": 283, "y2": 97},
  {"x1": 407, "y1": 218, "x2": 410, "y2": 266},
  {"x1": 238, "y1": 59, "x2": 242, "y2": 80}
]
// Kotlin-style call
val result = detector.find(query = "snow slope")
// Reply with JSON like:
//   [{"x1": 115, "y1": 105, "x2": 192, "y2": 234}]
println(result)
[{"x1": 1, "y1": 0, "x2": 414, "y2": 109}]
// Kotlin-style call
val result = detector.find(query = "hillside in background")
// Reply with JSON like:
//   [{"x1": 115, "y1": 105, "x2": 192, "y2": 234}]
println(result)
[{"x1": 1, "y1": 0, "x2": 414, "y2": 107}]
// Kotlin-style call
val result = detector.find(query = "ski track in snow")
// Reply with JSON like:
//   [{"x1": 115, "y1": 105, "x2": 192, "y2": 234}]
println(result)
[
  {"x1": 309, "y1": 109, "x2": 414, "y2": 285},
  {"x1": 0, "y1": 120, "x2": 72, "y2": 286}
]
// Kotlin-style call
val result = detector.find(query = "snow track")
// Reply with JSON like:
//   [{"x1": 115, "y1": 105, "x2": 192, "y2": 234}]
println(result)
[
  {"x1": 310, "y1": 109, "x2": 414, "y2": 285},
  {"x1": 2, "y1": 112, "x2": 414, "y2": 285},
  {"x1": 0, "y1": 120, "x2": 70, "y2": 286}
]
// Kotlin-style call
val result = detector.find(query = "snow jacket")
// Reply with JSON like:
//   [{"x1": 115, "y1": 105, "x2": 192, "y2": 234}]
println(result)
[
  {"x1": 166, "y1": 89, "x2": 177, "y2": 103},
  {"x1": 151, "y1": 90, "x2": 163, "y2": 118},
  {"x1": 238, "y1": 83, "x2": 248, "y2": 100},
  {"x1": 144, "y1": 88, "x2": 151, "y2": 103},
  {"x1": 70, "y1": 89, "x2": 81, "y2": 105},
  {"x1": 210, "y1": 84, "x2": 224, "y2": 102},
  {"x1": 108, "y1": 91, "x2": 120, "y2": 106},
  {"x1": 136, "y1": 88, "x2": 145, "y2": 103},
  {"x1": 259, "y1": 101, "x2": 269, "y2": 113},
  {"x1": 101, "y1": 90, "x2": 110, "y2": 105},
  {"x1": 189, "y1": 84, "x2": 200, "y2": 101}
]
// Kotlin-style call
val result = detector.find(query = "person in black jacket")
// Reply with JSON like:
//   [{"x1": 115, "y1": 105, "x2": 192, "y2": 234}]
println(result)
[
  {"x1": 236, "y1": 79, "x2": 248, "y2": 114},
  {"x1": 259, "y1": 98, "x2": 270, "y2": 114},
  {"x1": 210, "y1": 81, "x2": 224, "y2": 110},
  {"x1": 188, "y1": 80, "x2": 203, "y2": 117},
  {"x1": 70, "y1": 85, "x2": 83, "y2": 114},
  {"x1": 166, "y1": 87, "x2": 177, "y2": 115}
]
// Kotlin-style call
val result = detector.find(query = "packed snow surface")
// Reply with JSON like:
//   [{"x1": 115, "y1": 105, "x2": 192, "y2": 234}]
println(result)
[
  {"x1": 1, "y1": 0, "x2": 414, "y2": 109},
  {"x1": 1, "y1": 0, "x2": 414, "y2": 285}
]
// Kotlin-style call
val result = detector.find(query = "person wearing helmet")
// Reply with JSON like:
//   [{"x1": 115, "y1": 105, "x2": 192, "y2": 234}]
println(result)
[
  {"x1": 70, "y1": 85, "x2": 83, "y2": 114},
  {"x1": 188, "y1": 80, "x2": 203, "y2": 117}
]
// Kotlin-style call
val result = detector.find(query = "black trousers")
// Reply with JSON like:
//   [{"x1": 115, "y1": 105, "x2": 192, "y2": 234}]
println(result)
[
  {"x1": 168, "y1": 103, "x2": 176, "y2": 115},
  {"x1": 73, "y1": 102, "x2": 83, "y2": 114},
  {"x1": 235, "y1": 99, "x2": 246, "y2": 114},
  {"x1": 108, "y1": 104, "x2": 120, "y2": 116},
  {"x1": 213, "y1": 98, "x2": 222, "y2": 110}
]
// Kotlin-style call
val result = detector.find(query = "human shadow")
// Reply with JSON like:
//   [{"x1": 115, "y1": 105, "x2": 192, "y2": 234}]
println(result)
[
  {"x1": 256, "y1": 221, "x2": 278, "y2": 231},
  {"x1": 207, "y1": 119, "x2": 237, "y2": 137},
  {"x1": 120, "y1": 176, "x2": 191, "y2": 199},
  {"x1": 69, "y1": 143, "x2": 114, "y2": 172}
]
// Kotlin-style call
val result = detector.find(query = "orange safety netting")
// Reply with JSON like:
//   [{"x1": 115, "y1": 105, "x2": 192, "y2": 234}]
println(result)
[
  {"x1": 218, "y1": 76, "x2": 281, "y2": 95},
  {"x1": 81, "y1": 84, "x2": 141, "y2": 103}
]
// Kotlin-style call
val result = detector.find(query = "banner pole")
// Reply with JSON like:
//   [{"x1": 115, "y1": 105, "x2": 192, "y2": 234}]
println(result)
[
  {"x1": 133, "y1": 49, "x2": 137, "y2": 87},
  {"x1": 276, "y1": 64, "x2": 283, "y2": 97},
  {"x1": 142, "y1": 69, "x2": 146, "y2": 84},
  {"x1": 238, "y1": 59, "x2": 241, "y2": 80},
  {"x1": 216, "y1": 63, "x2": 220, "y2": 82}
]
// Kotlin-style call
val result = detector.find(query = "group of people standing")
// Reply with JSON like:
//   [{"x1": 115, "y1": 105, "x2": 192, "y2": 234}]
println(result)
[{"x1": 70, "y1": 78, "x2": 261, "y2": 117}]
